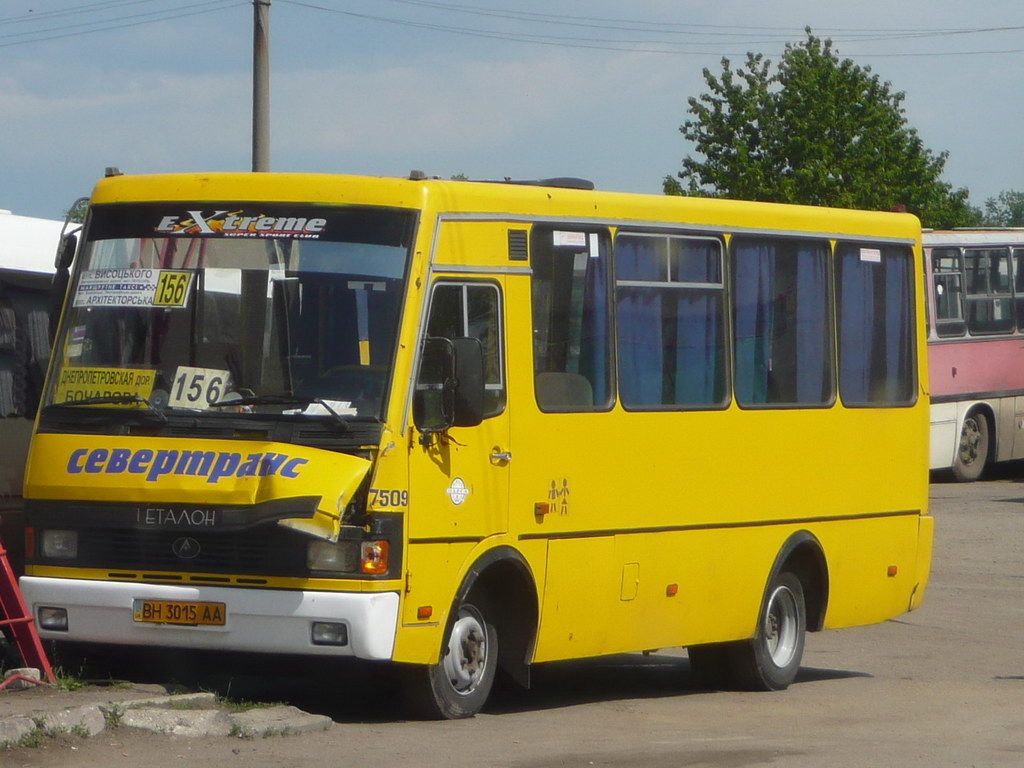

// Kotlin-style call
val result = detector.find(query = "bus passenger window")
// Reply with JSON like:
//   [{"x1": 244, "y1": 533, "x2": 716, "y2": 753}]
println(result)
[
  {"x1": 615, "y1": 233, "x2": 727, "y2": 409},
  {"x1": 836, "y1": 243, "x2": 915, "y2": 406},
  {"x1": 423, "y1": 282, "x2": 505, "y2": 418},
  {"x1": 963, "y1": 248, "x2": 1014, "y2": 335},
  {"x1": 732, "y1": 237, "x2": 831, "y2": 407},
  {"x1": 530, "y1": 226, "x2": 613, "y2": 411},
  {"x1": 1014, "y1": 248, "x2": 1024, "y2": 332},
  {"x1": 931, "y1": 248, "x2": 966, "y2": 337}
]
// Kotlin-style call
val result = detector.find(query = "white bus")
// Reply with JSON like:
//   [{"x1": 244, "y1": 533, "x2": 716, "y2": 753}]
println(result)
[{"x1": 0, "y1": 209, "x2": 71, "y2": 573}]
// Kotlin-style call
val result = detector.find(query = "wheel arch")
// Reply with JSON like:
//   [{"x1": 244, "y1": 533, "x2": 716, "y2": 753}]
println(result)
[
  {"x1": 452, "y1": 545, "x2": 539, "y2": 688},
  {"x1": 765, "y1": 531, "x2": 829, "y2": 633}
]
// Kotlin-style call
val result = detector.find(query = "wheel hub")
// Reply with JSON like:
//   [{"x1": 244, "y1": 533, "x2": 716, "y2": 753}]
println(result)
[
  {"x1": 764, "y1": 585, "x2": 799, "y2": 668},
  {"x1": 443, "y1": 608, "x2": 487, "y2": 694}
]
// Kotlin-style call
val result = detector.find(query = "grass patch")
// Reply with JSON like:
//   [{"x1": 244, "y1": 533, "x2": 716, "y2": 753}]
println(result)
[
  {"x1": 51, "y1": 665, "x2": 88, "y2": 692},
  {"x1": 100, "y1": 703, "x2": 125, "y2": 729}
]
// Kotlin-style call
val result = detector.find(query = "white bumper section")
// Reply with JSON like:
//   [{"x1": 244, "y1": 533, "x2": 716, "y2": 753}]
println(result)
[{"x1": 20, "y1": 577, "x2": 399, "y2": 660}]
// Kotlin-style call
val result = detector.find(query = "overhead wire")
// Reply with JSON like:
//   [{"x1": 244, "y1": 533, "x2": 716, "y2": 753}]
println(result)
[
  {"x1": 0, "y1": 1, "x2": 163, "y2": 26},
  {"x1": 0, "y1": 0, "x2": 244, "y2": 47},
  {"x1": 1, "y1": 0, "x2": 1021, "y2": 57},
  {"x1": 277, "y1": 0, "x2": 1024, "y2": 58}
]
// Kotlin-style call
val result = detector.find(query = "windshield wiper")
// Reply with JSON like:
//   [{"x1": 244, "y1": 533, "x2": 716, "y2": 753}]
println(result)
[
  {"x1": 49, "y1": 394, "x2": 168, "y2": 423},
  {"x1": 209, "y1": 394, "x2": 351, "y2": 430}
]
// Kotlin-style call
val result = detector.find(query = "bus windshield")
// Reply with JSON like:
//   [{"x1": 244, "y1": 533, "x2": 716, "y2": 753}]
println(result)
[{"x1": 44, "y1": 204, "x2": 416, "y2": 421}]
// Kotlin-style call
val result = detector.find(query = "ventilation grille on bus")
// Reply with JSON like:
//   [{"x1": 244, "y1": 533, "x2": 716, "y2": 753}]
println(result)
[{"x1": 508, "y1": 230, "x2": 528, "y2": 261}]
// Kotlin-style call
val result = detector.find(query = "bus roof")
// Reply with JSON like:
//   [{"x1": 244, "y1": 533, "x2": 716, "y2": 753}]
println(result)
[
  {"x1": 923, "y1": 229, "x2": 1024, "y2": 247},
  {"x1": 88, "y1": 172, "x2": 922, "y2": 244},
  {"x1": 0, "y1": 210, "x2": 63, "y2": 276}
]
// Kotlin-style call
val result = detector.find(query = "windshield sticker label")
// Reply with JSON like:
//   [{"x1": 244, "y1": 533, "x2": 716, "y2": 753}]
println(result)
[
  {"x1": 155, "y1": 210, "x2": 328, "y2": 239},
  {"x1": 153, "y1": 270, "x2": 194, "y2": 307},
  {"x1": 73, "y1": 269, "x2": 193, "y2": 309},
  {"x1": 553, "y1": 230, "x2": 587, "y2": 248},
  {"x1": 168, "y1": 366, "x2": 233, "y2": 410},
  {"x1": 65, "y1": 447, "x2": 309, "y2": 484},
  {"x1": 67, "y1": 326, "x2": 86, "y2": 358},
  {"x1": 54, "y1": 367, "x2": 157, "y2": 404},
  {"x1": 860, "y1": 248, "x2": 882, "y2": 263}
]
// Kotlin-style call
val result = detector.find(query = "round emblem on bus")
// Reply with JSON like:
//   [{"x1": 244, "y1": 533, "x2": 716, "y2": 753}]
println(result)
[
  {"x1": 172, "y1": 537, "x2": 201, "y2": 559},
  {"x1": 446, "y1": 477, "x2": 470, "y2": 506}
]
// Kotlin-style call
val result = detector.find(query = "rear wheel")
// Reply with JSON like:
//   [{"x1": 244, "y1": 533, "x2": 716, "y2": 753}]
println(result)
[
  {"x1": 952, "y1": 411, "x2": 989, "y2": 482},
  {"x1": 731, "y1": 571, "x2": 806, "y2": 691},
  {"x1": 404, "y1": 592, "x2": 497, "y2": 719}
]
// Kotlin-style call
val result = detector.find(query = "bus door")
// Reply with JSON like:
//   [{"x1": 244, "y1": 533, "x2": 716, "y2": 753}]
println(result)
[{"x1": 407, "y1": 278, "x2": 510, "y2": 543}]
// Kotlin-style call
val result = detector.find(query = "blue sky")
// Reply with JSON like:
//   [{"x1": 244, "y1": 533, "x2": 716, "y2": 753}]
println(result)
[{"x1": 2, "y1": 1, "x2": 1023, "y2": 222}]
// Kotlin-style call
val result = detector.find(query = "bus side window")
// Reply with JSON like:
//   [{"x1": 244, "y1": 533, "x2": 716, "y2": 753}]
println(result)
[
  {"x1": 423, "y1": 282, "x2": 505, "y2": 418},
  {"x1": 1015, "y1": 248, "x2": 1024, "y2": 332},
  {"x1": 931, "y1": 248, "x2": 966, "y2": 338},
  {"x1": 835, "y1": 243, "x2": 916, "y2": 406},
  {"x1": 732, "y1": 236, "x2": 831, "y2": 407},
  {"x1": 530, "y1": 226, "x2": 613, "y2": 412},
  {"x1": 964, "y1": 248, "x2": 1013, "y2": 335},
  {"x1": 615, "y1": 232, "x2": 727, "y2": 409}
]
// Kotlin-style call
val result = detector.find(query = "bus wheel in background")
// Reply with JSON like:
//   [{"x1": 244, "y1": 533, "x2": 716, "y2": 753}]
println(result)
[
  {"x1": 952, "y1": 412, "x2": 989, "y2": 482},
  {"x1": 730, "y1": 571, "x2": 806, "y2": 691},
  {"x1": 403, "y1": 592, "x2": 497, "y2": 719}
]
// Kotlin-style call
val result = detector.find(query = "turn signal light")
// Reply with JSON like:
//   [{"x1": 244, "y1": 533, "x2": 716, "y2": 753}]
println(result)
[{"x1": 360, "y1": 541, "x2": 389, "y2": 575}]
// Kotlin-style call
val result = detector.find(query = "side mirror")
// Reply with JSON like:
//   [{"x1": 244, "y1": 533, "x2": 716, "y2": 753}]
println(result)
[
  {"x1": 55, "y1": 232, "x2": 78, "y2": 271},
  {"x1": 413, "y1": 337, "x2": 455, "y2": 433},
  {"x1": 412, "y1": 336, "x2": 486, "y2": 435},
  {"x1": 450, "y1": 337, "x2": 484, "y2": 428}
]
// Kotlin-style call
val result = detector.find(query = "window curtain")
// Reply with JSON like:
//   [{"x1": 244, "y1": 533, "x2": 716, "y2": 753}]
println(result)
[{"x1": 616, "y1": 238, "x2": 663, "y2": 405}]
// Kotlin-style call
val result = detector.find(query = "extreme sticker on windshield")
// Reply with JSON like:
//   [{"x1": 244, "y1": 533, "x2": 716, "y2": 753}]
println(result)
[
  {"x1": 73, "y1": 269, "x2": 194, "y2": 309},
  {"x1": 54, "y1": 366, "x2": 157, "y2": 404}
]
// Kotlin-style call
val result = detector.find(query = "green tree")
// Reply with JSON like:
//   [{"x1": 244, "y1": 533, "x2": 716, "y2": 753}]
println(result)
[
  {"x1": 666, "y1": 30, "x2": 978, "y2": 228},
  {"x1": 63, "y1": 198, "x2": 89, "y2": 223},
  {"x1": 982, "y1": 190, "x2": 1024, "y2": 227}
]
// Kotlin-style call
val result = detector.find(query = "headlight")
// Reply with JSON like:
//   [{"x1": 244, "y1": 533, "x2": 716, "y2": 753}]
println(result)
[
  {"x1": 41, "y1": 530, "x2": 78, "y2": 559},
  {"x1": 306, "y1": 540, "x2": 358, "y2": 572}
]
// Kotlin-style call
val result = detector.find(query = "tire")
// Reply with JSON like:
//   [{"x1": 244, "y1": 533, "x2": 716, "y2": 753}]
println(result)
[
  {"x1": 730, "y1": 571, "x2": 806, "y2": 691},
  {"x1": 403, "y1": 592, "x2": 498, "y2": 719},
  {"x1": 952, "y1": 412, "x2": 989, "y2": 482}
]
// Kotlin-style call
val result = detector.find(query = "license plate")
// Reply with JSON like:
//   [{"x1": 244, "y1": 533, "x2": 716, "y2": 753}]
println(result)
[{"x1": 132, "y1": 599, "x2": 226, "y2": 626}]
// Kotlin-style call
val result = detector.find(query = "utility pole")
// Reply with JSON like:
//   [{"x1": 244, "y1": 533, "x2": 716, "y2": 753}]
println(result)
[{"x1": 252, "y1": 0, "x2": 271, "y2": 172}]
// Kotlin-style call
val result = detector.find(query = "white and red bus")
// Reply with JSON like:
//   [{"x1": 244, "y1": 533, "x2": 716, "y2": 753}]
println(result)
[{"x1": 925, "y1": 229, "x2": 1024, "y2": 480}]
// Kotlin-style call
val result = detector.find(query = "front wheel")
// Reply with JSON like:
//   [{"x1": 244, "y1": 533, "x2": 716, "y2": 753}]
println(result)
[
  {"x1": 403, "y1": 593, "x2": 498, "y2": 719},
  {"x1": 952, "y1": 412, "x2": 989, "y2": 482},
  {"x1": 730, "y1": 571, "x2": 806, "y2": 691}
]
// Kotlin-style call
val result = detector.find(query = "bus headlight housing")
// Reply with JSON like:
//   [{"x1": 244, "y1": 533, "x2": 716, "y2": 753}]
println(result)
[
  {"x1": 306, "y1": 539, "x2": 390, "y2": 575},
  {"x1": 41, "y1": 530, "x2": 78, "y2": 559},
  {"x1": 307, "y1": 540, "x2": 358, "y2": 573}
]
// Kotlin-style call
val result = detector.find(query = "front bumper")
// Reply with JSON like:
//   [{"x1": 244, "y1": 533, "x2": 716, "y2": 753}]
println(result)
[{"x1": 20, "y1": 576, "x2": 399, "y2": 660}]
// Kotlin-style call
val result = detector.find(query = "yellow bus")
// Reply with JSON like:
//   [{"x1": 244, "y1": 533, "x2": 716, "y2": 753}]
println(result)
[{"x1": 21, "y1": 171, "x2": 932, "y2": 718}]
